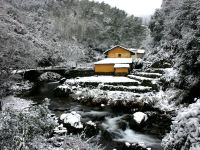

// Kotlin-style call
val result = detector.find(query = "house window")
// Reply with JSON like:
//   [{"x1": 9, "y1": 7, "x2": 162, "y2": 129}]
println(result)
[{"x1": 118, "y1": 54, "x2": 121, "y2": 57}]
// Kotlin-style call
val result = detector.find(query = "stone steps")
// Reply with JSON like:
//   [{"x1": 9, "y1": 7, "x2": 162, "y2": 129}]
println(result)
[
  {"x1": 131, "y1": 72, "x2": 162, "y2": 79},
  {"x1": 144, "y1": 68, "x2": 167, "y2": 74},
  {"x1": 128, "y1": 75, "x2": 157, "y2": 82}
]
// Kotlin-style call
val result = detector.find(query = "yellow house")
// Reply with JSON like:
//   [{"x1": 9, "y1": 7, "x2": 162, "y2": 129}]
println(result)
[{"x1": 94, "y1": 45, "x2": 145, "y2": 74}]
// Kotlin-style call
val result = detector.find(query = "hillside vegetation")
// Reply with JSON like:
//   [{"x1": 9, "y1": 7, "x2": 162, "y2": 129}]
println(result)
[
  {"x1": 146, "y1": 0, "x2": 200, "y2": 149},
  {"x1": 0, "y1": 0, "x2": 147, "y2": 96},
  {"x1": 146, "y1": 0, "x2": 200, "y2": 103}
]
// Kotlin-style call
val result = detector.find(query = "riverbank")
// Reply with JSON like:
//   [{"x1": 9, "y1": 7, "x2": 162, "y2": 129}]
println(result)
[{"x1": 0, "y1": 66, "x2": 179, "y2": 150}]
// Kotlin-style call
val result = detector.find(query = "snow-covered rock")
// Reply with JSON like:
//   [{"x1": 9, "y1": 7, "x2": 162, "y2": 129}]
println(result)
[
  {"x1": 133, "y1": 112, "x2": 148, "y2": 124},
  {"x1": 86, "y1": 120, "x2": 96, "y2": 127},
  {"x1": 54, "y1": 84, "x2": 72, "y2": 97},
  {"x1": 54, "y1": 124, "x2": 67, "y2": 134},
  {"x1": 60, "y1": 111, "x2": 83, "y2": 129},
  {"x1": 10, "y1": 81, "x2": 33, "y2": 95},
  {"x1": 39, "y1": 72, "x2": 62, "y2": 82},
  {"x1": 84, "y1": 120, "x2": 98, "y2": 137}
]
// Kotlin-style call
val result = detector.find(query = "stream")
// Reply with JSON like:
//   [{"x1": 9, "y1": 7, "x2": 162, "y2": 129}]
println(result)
[{"x1": 21, "y1": 81, "x2": 163, "y2": 150}]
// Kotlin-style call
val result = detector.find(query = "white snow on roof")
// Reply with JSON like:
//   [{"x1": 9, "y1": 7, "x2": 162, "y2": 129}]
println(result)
[
  {"x1": 129, "y1": 48, "x2": 137, "y2": 52},
  {"x1": 94, "y1": 58, "x2": 133, "y2": 64},
  {"x1": 103, "y1": 45, "x2": 133, "y2": 54},
  {"x1": 137, "y1": 49, "x2": 145, "y2": 53},
  {"x1": 114, "y1": 64, "x2": 130, "y2": 68},
  {"x1": 103, "y1": 45, "x2": 145, "y2": 54}
]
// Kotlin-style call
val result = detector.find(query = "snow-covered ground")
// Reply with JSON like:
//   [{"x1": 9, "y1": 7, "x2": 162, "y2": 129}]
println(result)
[
  {"x1": 66, "y1": 76, "x2": 141, "y2": 84},
  {"x1": 162, "y1": 99, "x2": 200, "y2": 150},
  {"x1": 2, "y1": 96, "x2": 33, "y2": 111}
]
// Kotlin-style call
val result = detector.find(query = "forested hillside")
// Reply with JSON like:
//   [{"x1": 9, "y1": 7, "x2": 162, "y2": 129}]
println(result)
[
  {"x1": 146, "y1": 0, "x2": 200, "y2": 103},
  {"x1": 0, "y1": 0, "x2": 146, "y2": 96},
  {"x1": 145, "y1": 1, "x2": 200, "y2": 149},
  {"x1": 0, "y1": 0, "x2": 146, "y2": 68}
]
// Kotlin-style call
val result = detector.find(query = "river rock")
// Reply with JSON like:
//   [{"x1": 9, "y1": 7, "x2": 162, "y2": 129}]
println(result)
[
  {"x1": 59, "y1": 111, "x2": 83, "y2": 134},
  {"x1": 84, "y1": 120, "x2": 99, "y2": 137},
  {"x1": 151, "y1": 59, "x2": 172, "y2": 68},
  {"x1": 116, "y1": 119, "x2": 128, "y2": 131},
  {"x1": 53, "y1": 124, "x2": 67, "y2": 135},
  {"x1": 129, "y1": 112, "x2": 148, "y2": 131},
  {"x1": 133, "y1": 112, "x2": 148, "y2": 124},
  {"x1": 10, "y1": 80, "x2": 33, "y2": 95},
  {"x1": 145, "y1": 111, "x2": 171, "y2": 135},
  {"x1": 38, "y1": 72, "x2": 62, "y2": 82},
  {"x1": 59, "y1": 77, "x2": 66, "y2": 84},
  {"x1": 114, "y1": 141, "x2": 148, "y2": 150},
  {"x1": 53, "y1": 84, "x2": 72, "y2": 97}
]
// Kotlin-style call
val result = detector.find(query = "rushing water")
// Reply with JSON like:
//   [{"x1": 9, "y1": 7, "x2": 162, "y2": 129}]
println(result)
[{"x1": 23, "y1": 81, "x2": 163, "y2": 150}]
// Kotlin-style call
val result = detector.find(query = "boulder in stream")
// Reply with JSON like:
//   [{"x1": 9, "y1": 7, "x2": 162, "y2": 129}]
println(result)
[
  {"x1": 133, "y1": 112, "x2": 148, "y2": 124},
  {"x1": 129, "y1": 112, "x2": 148, "y2": 131},
  {"x1": 60, "y1": 111, "x2": 83, "y2": 134},
  {"x1": 84, "y1": 120, "x2": 99, "y2": 137},
  {"x1": 53, "y1": 84, "x2": 72, "y2": 97}
]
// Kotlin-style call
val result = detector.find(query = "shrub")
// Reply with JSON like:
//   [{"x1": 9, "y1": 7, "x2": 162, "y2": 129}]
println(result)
[
  {"x1": 162, "y1": 99, "x2": 200, "y2": 150},
  {"x1": 0, "y1": 104, "x2": 57, "y2": 149}
]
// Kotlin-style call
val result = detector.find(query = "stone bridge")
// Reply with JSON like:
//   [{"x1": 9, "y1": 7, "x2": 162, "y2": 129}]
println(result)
[{"x1": 16, "y1": 67, "x2": 94, "y2": 82}]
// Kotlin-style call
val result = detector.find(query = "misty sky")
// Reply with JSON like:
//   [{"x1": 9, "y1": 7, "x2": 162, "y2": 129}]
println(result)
[{"x1": 91, "y1": 0, "x2": 163, "y2": 17}]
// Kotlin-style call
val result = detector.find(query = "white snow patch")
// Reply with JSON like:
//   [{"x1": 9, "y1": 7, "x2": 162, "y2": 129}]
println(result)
[
  {"x1": 137, "y1": 49, "x2": 145, "y2": 54},
  {"x1": 163, "y1": 68, "x2": 178, "y2": 82},
  {"x1": 101, "y1": 104, "x2": 105, "y2": 107},
  {"x1": 133, "y1": 112, "x2": 148, "y2": 124},
  {"x1": 86, "y1": 121, "x2": 96, "y2": 127},
  {"x1": 54, "y1": 124, "x2": 67, "y2": 133},
  {"x1": 125, "y1": 142, "x2": 131, "y2": 147},
  {"x1": 114, "y1": 64, "x2": 130, "y2": 68}
]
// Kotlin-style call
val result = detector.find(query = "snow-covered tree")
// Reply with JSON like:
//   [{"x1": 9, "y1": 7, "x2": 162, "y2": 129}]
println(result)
[
  {"x1": 147, "y1": 0, "x2": 200, "y2": 102},
  {"x1": 162, "y1": 99, "x2": 200, "y2": 150}
]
